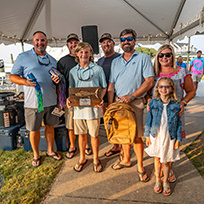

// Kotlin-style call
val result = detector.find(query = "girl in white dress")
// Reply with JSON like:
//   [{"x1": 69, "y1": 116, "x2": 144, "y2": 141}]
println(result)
[{"x1": 144, "y1": 77, "x2": 181, "y2": 196}]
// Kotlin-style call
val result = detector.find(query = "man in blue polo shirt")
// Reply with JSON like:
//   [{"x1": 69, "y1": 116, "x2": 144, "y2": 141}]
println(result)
[
  {"x1": 108, "y1": 29, "x2": 154, "y2": 182},
  {"x1": 176, "y1": 56, "x2": 187, "y2": 69},
  {"x1": 10, "y1": 31, "x2": 61, "y2": 167}
]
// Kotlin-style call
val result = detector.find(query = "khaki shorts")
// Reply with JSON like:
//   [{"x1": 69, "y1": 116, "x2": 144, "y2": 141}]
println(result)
[
  {"x1": 192, "y1": 74, "x2": 203, "y2": 83},
  {"x1": 25, "y1": 106, "x2": 59, "y2": 131},
  {"x1": 65, "y1": 106, "x2": 74, "y2": 130},
  {"x1": 74, "y1": 119, "x2": 100, "y2": 137},
  {"x1": 115, "y1": 96, "x2": 145, "y2": 138}
]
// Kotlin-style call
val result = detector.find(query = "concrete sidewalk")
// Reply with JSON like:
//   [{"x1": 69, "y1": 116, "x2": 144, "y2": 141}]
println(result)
[{"x1": 43, "y1": 96, "x2": 204, "y2": 204}]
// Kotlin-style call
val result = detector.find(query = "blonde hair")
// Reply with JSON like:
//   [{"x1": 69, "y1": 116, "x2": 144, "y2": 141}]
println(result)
[
  {"x1": 155, "y1": 77, "x2": 179, "y2": 101},
  {"x1": 154, "y1": 44, "x2": 177, "y2": 76},
  {"x1": 75, "y1": 42, "x2": 94, "y2": 62}
]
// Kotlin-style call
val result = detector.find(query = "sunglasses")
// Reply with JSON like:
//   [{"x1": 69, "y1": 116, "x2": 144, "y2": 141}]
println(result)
[
  {"x1": 158, "y1": 53, "x2": 172, "y2": 58},
  {"x1": 77, "y1": 68, "x2": 94, "y2": 81},
  {"x1": 37, "y1": 55, "x2": 50, "y2": 65},
  {"x1": 158, "y1": 85, "x2": 172, "y2": 89},
  {"x1": 120, "y1": 36, "x2": 134, "y2": 42}
]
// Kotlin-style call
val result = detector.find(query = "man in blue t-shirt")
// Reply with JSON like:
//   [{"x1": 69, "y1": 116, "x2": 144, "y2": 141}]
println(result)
[
  {"x1": 109, "y1": 29, "x2": 154, "y2": 182},
  {"x1": 97, "y1": 33, "x2": 121, "y2": 157},
  {"x1": 10, "y1": 31, "x2": 61, "y2": 167},
  {"x1": 176, "y1": 56, "x2": 187, "y2": 69}
]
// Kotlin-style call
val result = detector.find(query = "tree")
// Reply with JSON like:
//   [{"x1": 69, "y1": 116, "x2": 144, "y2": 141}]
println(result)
[{"x1": 136, "y1": 47, "x2": 156, "y2": 58}]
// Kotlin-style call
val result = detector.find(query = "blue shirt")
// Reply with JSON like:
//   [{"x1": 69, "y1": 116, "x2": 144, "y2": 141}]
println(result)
[
  {"x1": 144, "y1": 98, "x2": 182, "y2": 141},
  {"x1": 11, "y1": 48, "x2": 57, "y2": 108},
  {"x1": 176, "y1": 61, "x2": 187, "y2": 69},
  {"x1": 69, "y1": 62, "x2": 107, "y2": 119},
  {"x1": 109, "y1": 50, "x2": 154, "y2": 98}
]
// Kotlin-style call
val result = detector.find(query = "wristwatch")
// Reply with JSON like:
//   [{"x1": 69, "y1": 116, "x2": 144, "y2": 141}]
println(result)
[
  {"x1": 130, "y1": 94, "x2": 135, "y2": 100},
  {"x1": 181, "y1": 100, "x2": 187, "y2": 106}
]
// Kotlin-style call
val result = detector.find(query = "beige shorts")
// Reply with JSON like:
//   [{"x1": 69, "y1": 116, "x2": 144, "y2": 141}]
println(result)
[
  {"x1": 65, "y1": 106, "x2": 74, "y2": 130},
  {"x1": 74, "y1": 118, "x2": 100, "y2": 137},
  {"x1": 115, "y1": 97, "x2": 145, "y2": 138},
  {"x1": 192, "y1": 74, "x2": 203, "y2": 83},
  {"x1": 25, "y1": 106, "x2": 59, "y2": 131}
]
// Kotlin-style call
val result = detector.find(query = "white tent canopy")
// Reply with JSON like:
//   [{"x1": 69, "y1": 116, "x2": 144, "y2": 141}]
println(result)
[{"x1": 0, "y1": 0, "x2": 204, "y2": 47}]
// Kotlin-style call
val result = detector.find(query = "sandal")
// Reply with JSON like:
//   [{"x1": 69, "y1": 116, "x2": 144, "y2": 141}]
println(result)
[
  {"x1": 32, "y1": 157, "x2": 41, "y2": 167},
  {"x1": 73, "y1": 160, "x2": 87, "y2": 172},
  {"x1": 93, "y1": 160, "x2": 103, "y2": 173},
  {"x1": 119, "y1": 152, "x2": 124, "y2": 162},
  {"x1": 85, "y1": 147, "x2": 92, "y2": 155},
  {"x1": 137, "y1": 170, "x2": 150, "y2": 182},
  {"x1": 104, "y1": 149, "x2": 120, "y2": 157},
  {"x1": 168, "y1": 170, "x2": 176, "y2": 183},
  {"x1": 46, "y1": 152, "x2": 62, "y2": 161},
  {"x1": 163, "y1": 182, "x2": 171, "y2": 196},
  {"x1": 112, "y1": 161, "x2": 131, "y2": 170},
  {"x1": 66, "y1": 147, "x2": 77, "y2": 159},
  {"x1": 154, "y1": 180, "x2": 163, "y2": 193}
]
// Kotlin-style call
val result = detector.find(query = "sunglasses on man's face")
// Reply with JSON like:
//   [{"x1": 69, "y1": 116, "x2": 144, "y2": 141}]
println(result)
[
  {"x1": 120, "y1": 36, "x2": 134, "y2": 42},
  {"x1": 158, "y1": 53, "x2": 172, "y2": 58}
]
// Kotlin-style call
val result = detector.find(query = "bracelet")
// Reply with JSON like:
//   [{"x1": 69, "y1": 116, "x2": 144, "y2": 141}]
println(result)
[
  {"x1": 181, "y1": 100, "x2": 187, "y2": 106},
  {"x1": 130, "y1": 94, "x2": 135, "y2": 100}
]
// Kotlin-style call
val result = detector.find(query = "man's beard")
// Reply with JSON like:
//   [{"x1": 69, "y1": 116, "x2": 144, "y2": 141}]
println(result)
[
  {"x1": 122, "y1": 43, "x2": 134, "y2": 53},
  {"x1": 103, "y1": 46, "x2": 113, "y2": 56},
  {"x1": 36, "y1": 46, "x2": 46, "y2": 53},
  {"x1": 104, "y1": 49, "x2": 113, "y2": 56}
]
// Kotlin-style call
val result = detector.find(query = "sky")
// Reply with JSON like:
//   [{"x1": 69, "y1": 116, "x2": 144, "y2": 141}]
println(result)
[{"x1": 1, "y1": 35, "x2": 204, "y2": 64}]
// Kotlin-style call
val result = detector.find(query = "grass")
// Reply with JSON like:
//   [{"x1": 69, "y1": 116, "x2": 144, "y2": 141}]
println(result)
[
  {"x1": 0, "y1": 148, "x2": 64, "y2": 204},
  {"x1": 184, "y1": 131, "x2": 204, "y2": 178},
  {"x1": 0, "y1": 132, "x2": 204, "y2": 203}
]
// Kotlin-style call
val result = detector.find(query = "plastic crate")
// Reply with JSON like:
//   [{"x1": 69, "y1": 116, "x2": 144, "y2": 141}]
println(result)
[
  {"x1": 0, "y1": 124, "x2": 22, "y2": 150},
  {"x1": 19, "y1": 124, "x2": 68, "y2": 151}
]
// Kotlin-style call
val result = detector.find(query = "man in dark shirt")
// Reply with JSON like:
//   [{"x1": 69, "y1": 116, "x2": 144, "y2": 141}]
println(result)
[
  {"x1": 57, "y1": 33, "x2": 92, "y2": 159},
  {"x1": 97, "y1": 33, "x2": 121, "y2": 157}
]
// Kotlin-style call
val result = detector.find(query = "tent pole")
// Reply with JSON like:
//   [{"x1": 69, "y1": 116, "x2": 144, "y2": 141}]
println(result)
[
  {"x1": 21, "y1": 41, "x2": 24, "y2": 52},
  {"x1": 187, "y1": 37, "x2": 190, "y2": 67}
]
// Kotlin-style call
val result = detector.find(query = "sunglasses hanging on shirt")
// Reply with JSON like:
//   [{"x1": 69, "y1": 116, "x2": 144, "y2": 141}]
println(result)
[
  {"x1": 77, "y1": 68, "x2": 94, "y2": 81},
  {"x1": 37, "y1": 55, "x2": 50, "y2": 65}
]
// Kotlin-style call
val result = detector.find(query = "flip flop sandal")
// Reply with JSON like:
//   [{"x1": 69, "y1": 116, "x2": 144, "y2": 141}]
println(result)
[
  {"x1": 137, "y1": 170, "x2": 150, "y2": 182},
  {"x1": 32, "y1": 157, "x2": 41, "y2": 167},
  {"x1": 104, "y1": 149, "x2": 120, "y2": 157},
  {"x1": 168, "y1": 170, "x2": 176, "y2": 183},
  {"x1": 85, "y1": 147, "x2": 92, "y2": 155},
  {"x1": 46, "y1": 152, "x2": 62, "y2": 161},
  {"x1": 111, "y1": 161, "x2": 131, "y2": 170},
  {"x1": 154, "y1": 181, "x2": 163, "y2": 193},
  {"x1": 119, "y1": 152, "x2": 124, "y2": 162},
  {"x1": 93, "y1": 160, "x2": 103, "y2": 173},
  {"x1": 73, "y1": 160, "x2": 87, "y2": 172},
  {"x1": 162, "y1": 182, "x2": 171, "y2": 196},
  {"x1": 66, "y1": 147, "x2": 77, "y2": 159}
]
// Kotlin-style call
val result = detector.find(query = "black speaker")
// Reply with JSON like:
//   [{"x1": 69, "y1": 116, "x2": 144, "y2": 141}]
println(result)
[{"x1": 81, "y1": 25, "x2": 99, "y2": 54}]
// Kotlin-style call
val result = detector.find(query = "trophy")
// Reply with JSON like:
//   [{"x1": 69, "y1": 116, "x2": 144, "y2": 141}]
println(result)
[{"x1": 69, "y1": 87, "x2": 102, "y2": 106}]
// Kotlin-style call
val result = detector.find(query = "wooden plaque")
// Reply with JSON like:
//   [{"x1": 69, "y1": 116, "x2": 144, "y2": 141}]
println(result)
[{"x1": 69, "y1": 87, "x2": 102, "y2": 106}]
